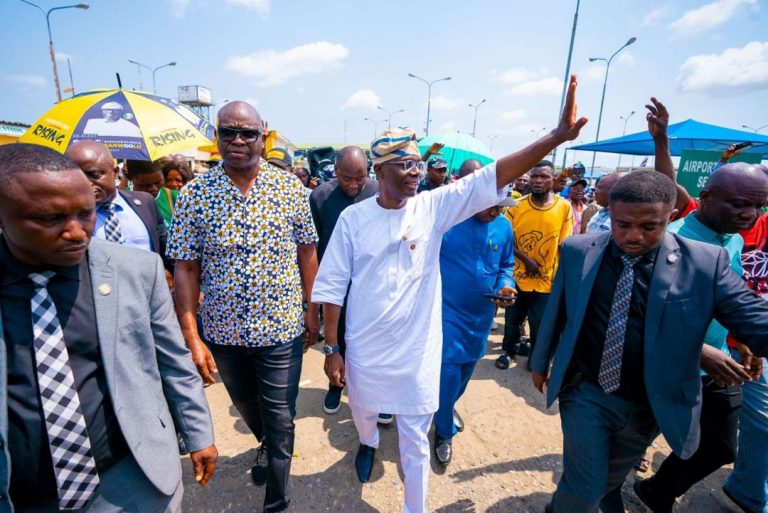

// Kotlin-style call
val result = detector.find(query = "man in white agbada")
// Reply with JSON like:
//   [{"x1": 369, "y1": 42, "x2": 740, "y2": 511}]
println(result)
[{"x1": 312, "y1": 76, "x2": 587, "y2": 513}]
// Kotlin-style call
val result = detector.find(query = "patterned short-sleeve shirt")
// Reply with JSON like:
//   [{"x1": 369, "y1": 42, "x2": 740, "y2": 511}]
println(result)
[{"x1": 168, "y1": 161, "x2": 318, "y2": 347}]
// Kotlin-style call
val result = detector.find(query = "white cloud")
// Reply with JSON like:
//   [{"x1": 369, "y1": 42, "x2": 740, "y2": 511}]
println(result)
[
  {"x1": 2, "y1": 74, "x2": 46, "y2": 88},
  {"x1": 429, "y1": 94, "x2": 463, "y2": 111},
  {"x1": 505, "y1": 77, "x2": 562, "y2": 96},
  {"x1": 641, "y1": 5, "x2": 671, "y2": 27},
  {"x1": 678, "y1": 41, "x2": 768, "y2": 94},
  {"x1": 669, "y1": 0, "x2": 757, "y2": 36},
  {"x1": 169, "y1": 0, "x2": 190, "y2": 17},
  {"x1": 496, "y1": 67, "x2": 547, "y2": 85},
  {"x1": 500, "y1": 110, "x2": 528, "y2": 123},
  {"x1": 242, "y1": 97, "x2": 260, "y2": 108},
  {"x1": 226, "y1": 41, "x2": 349, "y2": 86},
  {"x1": 435, "y1": 121, "x2": 457, "y2": 133},
  {"x1": 581, "y1": 64, "x2": 606, "y2": 82},
  {"x1": 55, "y1": 52, "x2": 73, "y2": 62},
  {"x1": 226, "y1": 0, "x2": 270, "y2": 16},
  {"x1": 342, "y1": 89, "x2": 380, "y2": 110},
  {"x1": 617, "y1": 51, "x2": 636, "y2": 66}
]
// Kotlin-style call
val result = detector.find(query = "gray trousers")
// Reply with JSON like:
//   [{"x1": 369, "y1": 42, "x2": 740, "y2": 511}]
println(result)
[
  {"x1": 552, "y1": 379, "x2": 659, "y2": 513},
  {"x1": 16, "y1": 455, "x2": 183, "y2": 513}
]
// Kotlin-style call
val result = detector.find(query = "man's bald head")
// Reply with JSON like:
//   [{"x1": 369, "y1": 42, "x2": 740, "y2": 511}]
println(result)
[
  {"x1": 594, "y1": 172, "x2": 621, "y2": 207},
  {"x1": 335, "y1": 146, "x2": 369, "y2": 197},
  {"x1": 216, "y1": 101, "x2": 265, "y2": 173},
  {"x1": 699, "y1": 162, "x2": 768, "y2": 234},
  {"x1": 65, "y1": 140, "x2": 119, "y2": 204},
  {"x1": 457, "y1": 159, "x2": 483, "y2": 179}
]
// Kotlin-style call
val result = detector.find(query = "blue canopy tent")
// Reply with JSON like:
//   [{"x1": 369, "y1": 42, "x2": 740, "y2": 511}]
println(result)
[{"x1": 568, "y1": 119, "x2": 768, "y2": 160}]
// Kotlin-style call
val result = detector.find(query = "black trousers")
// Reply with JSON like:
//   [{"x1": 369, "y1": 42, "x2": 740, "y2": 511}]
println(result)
[
  {"x1": 501, "y1": 290, "x2": 550, "y2": 357},
  {"x1": 210, "y1": 336, "x2": 303, "y2": 513},
  {"x1": 647, "y1": 376, "x2": 742, "y2": 500}
]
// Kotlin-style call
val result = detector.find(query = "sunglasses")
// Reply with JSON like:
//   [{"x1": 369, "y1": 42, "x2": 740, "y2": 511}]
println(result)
[
  {"x1": 218, "y1": 127, "x2": 263, "y2": 142},
  {"x1": 384, "y1": 160, "x2": 427, "y2": 174}
]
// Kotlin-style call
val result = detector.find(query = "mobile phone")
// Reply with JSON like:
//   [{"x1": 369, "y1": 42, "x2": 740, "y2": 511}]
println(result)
[
  {"x1": 484, "y1": 293, "x2": 516, "y2": 302},
  {"x1": 732, "y1": 141, "x2": 753, "y2": 151}
]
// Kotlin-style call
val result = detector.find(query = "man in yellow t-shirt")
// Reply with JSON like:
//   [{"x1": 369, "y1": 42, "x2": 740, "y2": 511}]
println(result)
[{"x1": 496, "y1": 160, "x2": 573, "y2": 371}]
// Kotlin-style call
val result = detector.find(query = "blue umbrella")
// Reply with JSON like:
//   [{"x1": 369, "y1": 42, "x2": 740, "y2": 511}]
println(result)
[{"x1": 417, "y1": 132, "x2": 495, "y2": 173}]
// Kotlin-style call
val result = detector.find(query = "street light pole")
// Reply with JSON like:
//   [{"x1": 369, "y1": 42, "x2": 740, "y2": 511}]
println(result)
[
  {"x1": 407, "y1": 73, "x2": 451, "y2": 137},
  {"x1": 489, "y1": 134, "x2": 499, "y2": 153},
  {"x1": 588, "y1": 36, "x2": 637, "y2": 173},
  {"x1": 21, "y1": 1, "x2": 89, "y2": 103},
  {"x1": 469, "y1": 99, "x2": 487, "y2": 138},
  {"x1": 377, "y1": 106, "x2": 404, "y2": 129},
  {"x1": 742, "y1": 124, "x2": 768, "y2": 133},
  {"x1": 364, "y1": 117, "x2": 386, "y2": 139},
  {"x1": 128, "y1": 60, "x2": 176, "y2": 94},
  {"x1": 552, "y1": 0, "x2": 581, "y2": 168},
  {"x1": 616, "y1": 110, "x2": 635, "y2": 168}
]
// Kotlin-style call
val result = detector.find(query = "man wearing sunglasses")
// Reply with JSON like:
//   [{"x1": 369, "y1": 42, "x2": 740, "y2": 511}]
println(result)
[
  {"x1": 312, "y1": 76, "x2": 587, "y2": 513},
  {"x1": 169, "y1": 101, "x2": 319, "y2": 513}
]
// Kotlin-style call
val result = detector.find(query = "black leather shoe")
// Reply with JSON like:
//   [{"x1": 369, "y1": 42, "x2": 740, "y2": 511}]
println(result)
[
  {"x1": 544, "y1": 503, "x2": 554, "y2": 513},
  {"x1": 250, "y1": 443, "x2": 268, "y2": 486},
  {"x1": 434, "y1": 436, "x2": 452, "y2": 465},
  {"x1": 453, "y1": 409, "x2": 464, "y2": 432},
  {"x1": 355, "y1": 444, "x2": 376, "y2": 483},
  {"x1": 633, "y1": 478, "x2": 673, "y2": 513}
]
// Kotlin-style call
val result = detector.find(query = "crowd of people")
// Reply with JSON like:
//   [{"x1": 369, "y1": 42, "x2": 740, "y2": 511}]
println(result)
[{"x1": 0, "y1": 75, "x2": 767, "y2": 513}]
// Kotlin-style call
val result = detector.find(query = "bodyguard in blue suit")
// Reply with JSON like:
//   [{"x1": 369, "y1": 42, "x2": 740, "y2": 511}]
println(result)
[
  {"x1": 434, "y1": 189, "x2": 517, "y2": 466},
  {"x1": 530, "y1": 171, "x2": 768, "y2": 513}
]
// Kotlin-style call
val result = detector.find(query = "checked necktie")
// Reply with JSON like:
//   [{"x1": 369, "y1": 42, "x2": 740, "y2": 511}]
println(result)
[
  {"x1": 99, "y1": 203, "x2": 124, "y2": 244},
  {"x1": 29, "y1": 272, "x2": 100, "y2": 510},
  {"x1": 597, "y1": 254, "x2": 642, "y2": 394}
]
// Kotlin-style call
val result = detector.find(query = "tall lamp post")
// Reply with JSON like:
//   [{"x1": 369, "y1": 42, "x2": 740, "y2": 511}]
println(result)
[
  {"x1": 364, "y1": 117, "x2": 387, "y2": 138},
  {"x1": 742, "y1": 123, "x2": 768, "y2": 133},
  {"x1": 20, "y1": 1, "x2": 89, "y2": 103},
  {"x1": 616, "y1": 110, "x2": 636, "y2": 169},
  {"x1": 489, "y1": 134, "x2": 499, "y2": 152},
  {"x1": 377, "y1": 106, "x2": 404, "y2": 129},
  {"x1": 588, "y1": 36, "x2": 637, "y2": 172},
  {"x1": 552, "y1": 0, "x2": 581, "y2": 168},
  {"x1": 128, "y1": 59, "x2": 177, "y2": 94},
  {"x1": 407, "y1": 73, "x2": 451, "y2": 137},
  {"x1": 469, "y1": 99, "x2": 487, "y2": 138}
]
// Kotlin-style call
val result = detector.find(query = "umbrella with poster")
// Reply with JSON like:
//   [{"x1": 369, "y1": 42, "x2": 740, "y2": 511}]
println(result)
[{"x1": 19, "y1": 88, "x2": 215, "y2": 160}]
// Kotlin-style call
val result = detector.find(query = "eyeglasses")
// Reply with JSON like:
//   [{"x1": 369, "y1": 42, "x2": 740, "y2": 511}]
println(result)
[
  {"x1": 218, "y1": 127, "x2": 263, "y2": 142},
  {"x1": 384, "y1": 160, "x2": 427, "y2": 174}
]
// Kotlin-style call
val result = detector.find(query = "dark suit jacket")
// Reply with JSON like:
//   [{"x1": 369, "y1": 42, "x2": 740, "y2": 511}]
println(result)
[
  {"x1": 118, "y1": 190, "x2": 169, "y2": 267},
  {"x1": 530, "y1": 231, "x2": 768, "y2": 459},
  {"x1": 0, "y1": 239, "x2": 213, "y2": 512}
]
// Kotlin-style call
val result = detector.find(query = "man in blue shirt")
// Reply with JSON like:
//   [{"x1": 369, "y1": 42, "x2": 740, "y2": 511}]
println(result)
[
  {"x1": 434, "y1": 193, "x2": 517, "y2": 465},
  {"x1": 634, "y1": 163, "x2": 768, "y2": 513}
]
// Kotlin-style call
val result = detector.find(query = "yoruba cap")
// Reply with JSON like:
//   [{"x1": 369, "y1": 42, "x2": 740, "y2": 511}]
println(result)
[
  {"x1": 266, "y1": 147, "x2": 292, "y2": 170},
  {"x1": 427, "y1": 157, "x2": 447, "y2": 169},
  {"x1": 101, "y1": 101, "x2": 123, "y2": 110},
  {"x1": 370, "y1": 128, "x2": 420, "y2": 165}
]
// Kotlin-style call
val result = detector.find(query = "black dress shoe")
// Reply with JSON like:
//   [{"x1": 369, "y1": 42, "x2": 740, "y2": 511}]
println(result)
[
  {"x1": 544, "y1": 503, "x2": 554, "y2": 513},
  {"x1": 633, "y1": 478, "x2": 673, "y2": 513},
  {"x1": 355, "y1": 444, "x2": 376, "y2": 483},
  {"x1": 453, "y1": 409, "x2": 464, "y2": 432},
  {"x1": 434, "y1": 436, "x2": 452, "y2": 465}
]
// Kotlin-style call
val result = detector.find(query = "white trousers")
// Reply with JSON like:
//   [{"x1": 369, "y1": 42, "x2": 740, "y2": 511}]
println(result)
[{"x1": 350, "y1": 405, "x2": 433, "y2": 513}]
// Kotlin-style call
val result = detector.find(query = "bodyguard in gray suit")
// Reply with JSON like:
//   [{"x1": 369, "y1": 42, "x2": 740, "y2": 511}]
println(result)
[
  {"x1": 530, "y1": 171, "x2": 768, "y2": 513},
  {"x1": 0, "y1": 144, "x2": 217, "y2": 512}
]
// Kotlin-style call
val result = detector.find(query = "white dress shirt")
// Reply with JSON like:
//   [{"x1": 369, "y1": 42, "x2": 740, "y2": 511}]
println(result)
[{"x1": 94, "y1": 192, "x2": 152, "y2": 251}]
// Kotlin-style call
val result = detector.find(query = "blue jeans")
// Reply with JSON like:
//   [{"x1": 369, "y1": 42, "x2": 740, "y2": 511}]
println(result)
[
  {"x1": 552, "y1": 379, "x2": 659, "y2": 513},
  {"x1": 435, "y1": 360, "x2": 477, "y2": 439},
  {"x1": 725, "y1": 355, "x2": 768, "y2": 513}
]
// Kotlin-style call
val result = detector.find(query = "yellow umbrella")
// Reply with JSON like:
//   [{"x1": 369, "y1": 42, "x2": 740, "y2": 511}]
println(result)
[{"x1": 20, "y1": 88, "x2": 215, "y2": 161}]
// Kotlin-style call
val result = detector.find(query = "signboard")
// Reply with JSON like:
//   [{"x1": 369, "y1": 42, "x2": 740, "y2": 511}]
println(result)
[
  {"x1": 676, "y1": 149, "x2": 762, "y2": 197},
  {"x1": 177, "y1": 85, "x2": 213, "y2": 105}
]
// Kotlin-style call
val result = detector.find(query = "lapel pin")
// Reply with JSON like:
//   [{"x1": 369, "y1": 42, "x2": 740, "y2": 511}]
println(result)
[
  {"x1": 98, "y1": 283, "x2": 112, "y2": 296},
  {"x1": 133, "y1": 198, "x2": 142, "y2": 206},
  {"x1": 667, "y1": 254, "x2": 678, "y2": 263}
]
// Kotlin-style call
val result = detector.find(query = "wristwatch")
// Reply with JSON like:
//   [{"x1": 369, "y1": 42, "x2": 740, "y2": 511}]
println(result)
[{"x1": 322, "y1": 343, "x2": 340, "y2": 356}]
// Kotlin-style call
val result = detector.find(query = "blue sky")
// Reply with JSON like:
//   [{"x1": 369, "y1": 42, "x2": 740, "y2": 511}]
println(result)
[{"x1": 2, "y1": 0, "x2": 767, "y2": 166}]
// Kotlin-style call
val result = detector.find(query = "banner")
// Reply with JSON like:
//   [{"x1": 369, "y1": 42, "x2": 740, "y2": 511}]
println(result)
[{"x1": 676, "y1": 149, "x2": 762, "y2": 197}]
